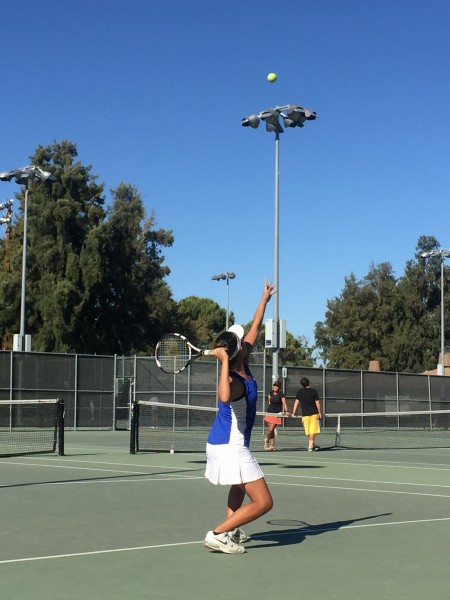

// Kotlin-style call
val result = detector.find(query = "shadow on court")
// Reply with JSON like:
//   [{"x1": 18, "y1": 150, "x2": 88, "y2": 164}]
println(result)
[
  {"x1": 249, "y1": 513, "x2": 392, "y2": 548},
  {"x1": 0, "y1": 467, "x2": 204, "y2": 489}
]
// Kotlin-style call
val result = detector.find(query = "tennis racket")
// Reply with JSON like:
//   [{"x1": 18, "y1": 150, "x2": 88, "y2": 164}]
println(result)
[{"x1": 155, "y1": 333, "x2": 215, "y2": 374}]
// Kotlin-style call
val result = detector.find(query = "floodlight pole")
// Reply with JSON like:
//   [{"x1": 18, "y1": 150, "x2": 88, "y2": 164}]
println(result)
[
  {"x1": 440, "y1": 257, "x2": 445, "y2": 376},
  {"x1": 242, "y1": 103, "x2": 316, "y2": 384},
  {"x1": 273, "y1": 130, "x2": 280, "y2": 382},
  {"x1": 19, "y1": 182, "x2": 29, "y2": 340},
  {"x1": 421, "y1": 248, "x2": 450, "y2": 375},
  {"x1": 0, "y1": 166, "x2": 55, "y2": 351},
  {"x1": 226, "y1": 276, "x2": 231, "y2": 330},
  {"x1": 212, "y1": 272, "x2": 236, "y2": 330}
]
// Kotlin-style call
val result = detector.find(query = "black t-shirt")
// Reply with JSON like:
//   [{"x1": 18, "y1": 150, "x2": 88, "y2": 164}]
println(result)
[
  {"x1": 267, "y1": 390, "x2": 284, "y2": 413},
  {"x1": 295, "y1": 387, "x2": 319, "y2": 416}
]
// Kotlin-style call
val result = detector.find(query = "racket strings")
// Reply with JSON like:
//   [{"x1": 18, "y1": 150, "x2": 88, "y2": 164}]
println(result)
[{"x1": 156, "y1": 334, "x2": 191, "y2": 372}]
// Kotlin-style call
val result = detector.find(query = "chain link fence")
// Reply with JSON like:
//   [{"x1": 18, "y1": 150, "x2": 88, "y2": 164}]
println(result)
[{"x1": 1, "y1": 350, "x2": 449, "y2": 429}]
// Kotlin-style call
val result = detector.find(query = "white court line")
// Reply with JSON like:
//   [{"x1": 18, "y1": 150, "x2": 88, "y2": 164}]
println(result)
[
  {"x1": 42, "y1": 472, "x2": 450, "y2": 492},
  {"x1": 0, "y1": 461, "x2": 166, "y2": 476},
  {"x1": 0, "y1": 458, "x2": 199, "y2": 474},
  {"x1": 4, "y1": 455, "x2": 197, "y2": 470},
  {"x1": 0, "y1": 458, "x2": 204, "y2": 487},
  {"x1": 1, "y1": 459, "x2": 449, "y2": 491},
  {"x1": 49, "y1": 476, "x2": 204, "y2": 485},
  {"x1": 0, "y1": 476, "x2": 203, "y2": 488},
  {"x1": 12, "y1": 452, "x2": 450, "y2": 471},
  {"x1": 2, "y1": 471, "x2": 448, "y2": 494},
  {"x1": 259, "y1": 454, "x2": 450, "y2": 471},
  {"x1": 264, "y1": 471, "x2": 450, "y2": 489},
  {"x1": 9, "y1": 449, "x2": 450, "y2": 470},
  {"x1": 268, "y1": 480, "x2": 450, "y2": 498},
  {"x1": 1, "y1": 516, "x2": 449, "y2": 565},
  {"x1": 309, "y1": 457, "x2": 450, "y2": 470}
]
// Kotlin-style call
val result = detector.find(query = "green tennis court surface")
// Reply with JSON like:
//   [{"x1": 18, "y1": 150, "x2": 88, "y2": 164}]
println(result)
[{"x1": 1, "y1": 430, "x2": 449, "y2": 600}]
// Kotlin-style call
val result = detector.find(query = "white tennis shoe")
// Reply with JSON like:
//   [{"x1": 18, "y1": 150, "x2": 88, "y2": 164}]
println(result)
[
  {"x1": 204, "y1": 530, "x2": 246, "y2": 554},
  {"x1": 308, "y1": 445, "x2": 320, "y2": 452},
  {"x1": 229, "y1": 527, "x2": 250, "y2": 543}
]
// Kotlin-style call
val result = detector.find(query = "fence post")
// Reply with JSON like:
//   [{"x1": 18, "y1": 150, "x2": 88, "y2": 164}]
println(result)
[{"x1": 74, "y1": 354, "x2": 78, "y2": 429}]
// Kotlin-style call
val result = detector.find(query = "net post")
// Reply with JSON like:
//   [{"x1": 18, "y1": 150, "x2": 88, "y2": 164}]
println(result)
[
  {"x1": 130, "y1": 400, "x2": 138, "y2": 454},
  {"x1": 335, "y1": 414, "x2": 341, "y2": 448},
  {"x1": 58, "y1": 399, "x2": 65, "y2": 456}
]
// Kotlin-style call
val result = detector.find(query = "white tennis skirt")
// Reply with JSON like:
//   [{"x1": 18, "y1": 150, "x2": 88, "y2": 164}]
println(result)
[{"x1": 205, "y1": 442, "x2": 264, "y2": 485}]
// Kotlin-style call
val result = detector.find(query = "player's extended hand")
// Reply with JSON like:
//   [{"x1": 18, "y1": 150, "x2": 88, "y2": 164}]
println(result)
[{"x1": 263, "y1": 278, "x2": 276, "y2": 300}]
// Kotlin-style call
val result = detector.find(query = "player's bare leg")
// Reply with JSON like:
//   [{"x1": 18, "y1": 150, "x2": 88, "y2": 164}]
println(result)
[
  {"x1": 213, "y1": 479, "x2": 273, "y2": 534},
  {"x1": 264, "y1": 423, "x2": 276, "y2": 450}
]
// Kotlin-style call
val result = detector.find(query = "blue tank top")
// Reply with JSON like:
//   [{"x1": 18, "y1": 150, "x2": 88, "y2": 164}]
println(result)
[{"x1": 207, "y1": 364, "x2": 258, "y2": 447}]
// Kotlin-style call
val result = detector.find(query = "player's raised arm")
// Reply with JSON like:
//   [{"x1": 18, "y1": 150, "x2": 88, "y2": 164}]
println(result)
[{"x1": 244, "y1": 279, "x2": 276, "y2": 347}]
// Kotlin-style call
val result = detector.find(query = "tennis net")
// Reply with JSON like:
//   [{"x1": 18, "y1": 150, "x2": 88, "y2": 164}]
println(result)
[
  {"x1": 130, "y1": 400, "x2": 450, "y2": 452},
  {"x1": 130, "y1": 400, "x2": 334, "y2": 453},
  {"x1": 0, "y1": 399, "x2": 64, "y2": 457},
  {"x1": 130, "y1": 401, "x2": 218, "y2": 453},
  {"x1": 328, "y1": 409, "x2": 450, "y2": 449}
]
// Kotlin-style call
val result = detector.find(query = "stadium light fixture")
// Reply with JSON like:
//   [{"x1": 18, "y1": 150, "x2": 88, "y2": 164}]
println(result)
[
  {"x1": 0, "y1": 199, "x2": 13, "y2": 232},
  {"x1": 241, "y1": 114, "x2": 260, "y2": 129},
  {"x1": 421, "y1": 248, "x2": 450, "y2": 375},
  {"x1": 0, "y1": 165, "x2": 55, "y2": 184},
  {"x1": 0, "y1": 199, "x2": 14, "y2": 211},
  {"x1": 212, "y1": 272, "x2": 236, "y2": 330},
  {"x1": 242, "y1": 103, "x2": 316, "y2": 383},
  {"x1": 0, "y1": 166, "x2": 55, "y2": 351}
]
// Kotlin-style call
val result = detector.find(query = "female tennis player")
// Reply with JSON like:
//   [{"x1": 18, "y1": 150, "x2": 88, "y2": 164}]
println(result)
[
  {"x1": 204, "y1": 279, "x2": 275, "y2": 554},
  {"x1": 263, "y1": 380, "x2": 290, "y2": 451}
]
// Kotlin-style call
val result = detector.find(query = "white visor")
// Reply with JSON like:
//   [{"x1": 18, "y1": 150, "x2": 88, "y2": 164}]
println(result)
[{"x1": 227, "y1": 324, "x2": 244, "y2": 339}]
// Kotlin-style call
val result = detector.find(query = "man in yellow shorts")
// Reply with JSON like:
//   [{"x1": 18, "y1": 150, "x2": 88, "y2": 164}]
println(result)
[{"x1": 292, "y1": 377, "x2": 322, "y2": 452}]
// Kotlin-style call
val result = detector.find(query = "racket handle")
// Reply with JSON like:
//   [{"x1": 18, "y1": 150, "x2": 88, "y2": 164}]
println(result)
[{"x1": 203, "y1": 350, "x2": 215, "y2": 356}]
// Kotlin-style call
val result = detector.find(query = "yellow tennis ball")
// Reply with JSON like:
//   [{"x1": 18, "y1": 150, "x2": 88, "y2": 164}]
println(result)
[{"x1": 267, "y1": 72, "x2": 277, "y2": 83}]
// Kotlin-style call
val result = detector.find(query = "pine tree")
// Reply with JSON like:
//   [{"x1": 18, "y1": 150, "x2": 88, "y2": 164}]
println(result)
[
  {"x1": 0, "y1": 141, "x2": 175, "y2": 354},
  {"x1": 314, "y1": 236, "x2": 447, "y2": 373}
]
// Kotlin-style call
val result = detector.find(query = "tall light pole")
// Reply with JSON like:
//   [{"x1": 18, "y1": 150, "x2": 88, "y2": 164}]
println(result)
[
  {"x1": 242, "y1": 104, "x2": 316, "y2": 382},
  {"x1": 212, "y1": 272, "x2": 236, "y2": 330},
  {"x1": 0, "y1": 166, "x2": 55, "y2": 351},
  {"x1": 421, "y1": 248, "x2": 450, "y2": 375}
]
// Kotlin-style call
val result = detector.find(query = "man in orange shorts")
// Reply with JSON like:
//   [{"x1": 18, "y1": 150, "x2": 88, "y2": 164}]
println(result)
[{"x1": 292, "y1": 377, "x2": 322, "y2": 452}]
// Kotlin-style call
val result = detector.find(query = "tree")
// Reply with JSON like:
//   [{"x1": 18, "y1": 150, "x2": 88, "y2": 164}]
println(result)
[
  {"x1": 315, "y1": 263, "x2": 397, "y2": 369},
  {"x1": 73, "y1": 182, "x2": 176, "y2": 354},
  {"x1": 387, "y1": 235, "x2": 442, "y2": 372},
  {"x1": 176, "y1": 296, "x2": 228, "y2": 347},
  {"x1": 0, "y1": 140, "x2": 106, "y2": 351},
  {"x1": 314, "y1": 236, "x2": 448, "y2": 373},
  {"x1": 242, "y1": 322, "x2": 316, "y2": 367},
  {"x1": 0, "y1": 140, "x2": 175, "y2": 354},
  {"x1": 280, "y1": 331, "x2": 316, "y2": 367}
]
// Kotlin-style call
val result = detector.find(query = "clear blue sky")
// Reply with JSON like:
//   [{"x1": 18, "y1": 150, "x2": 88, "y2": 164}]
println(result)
[{"x1": 1, "y1": 0, "x2": 449, "y2": 347}]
